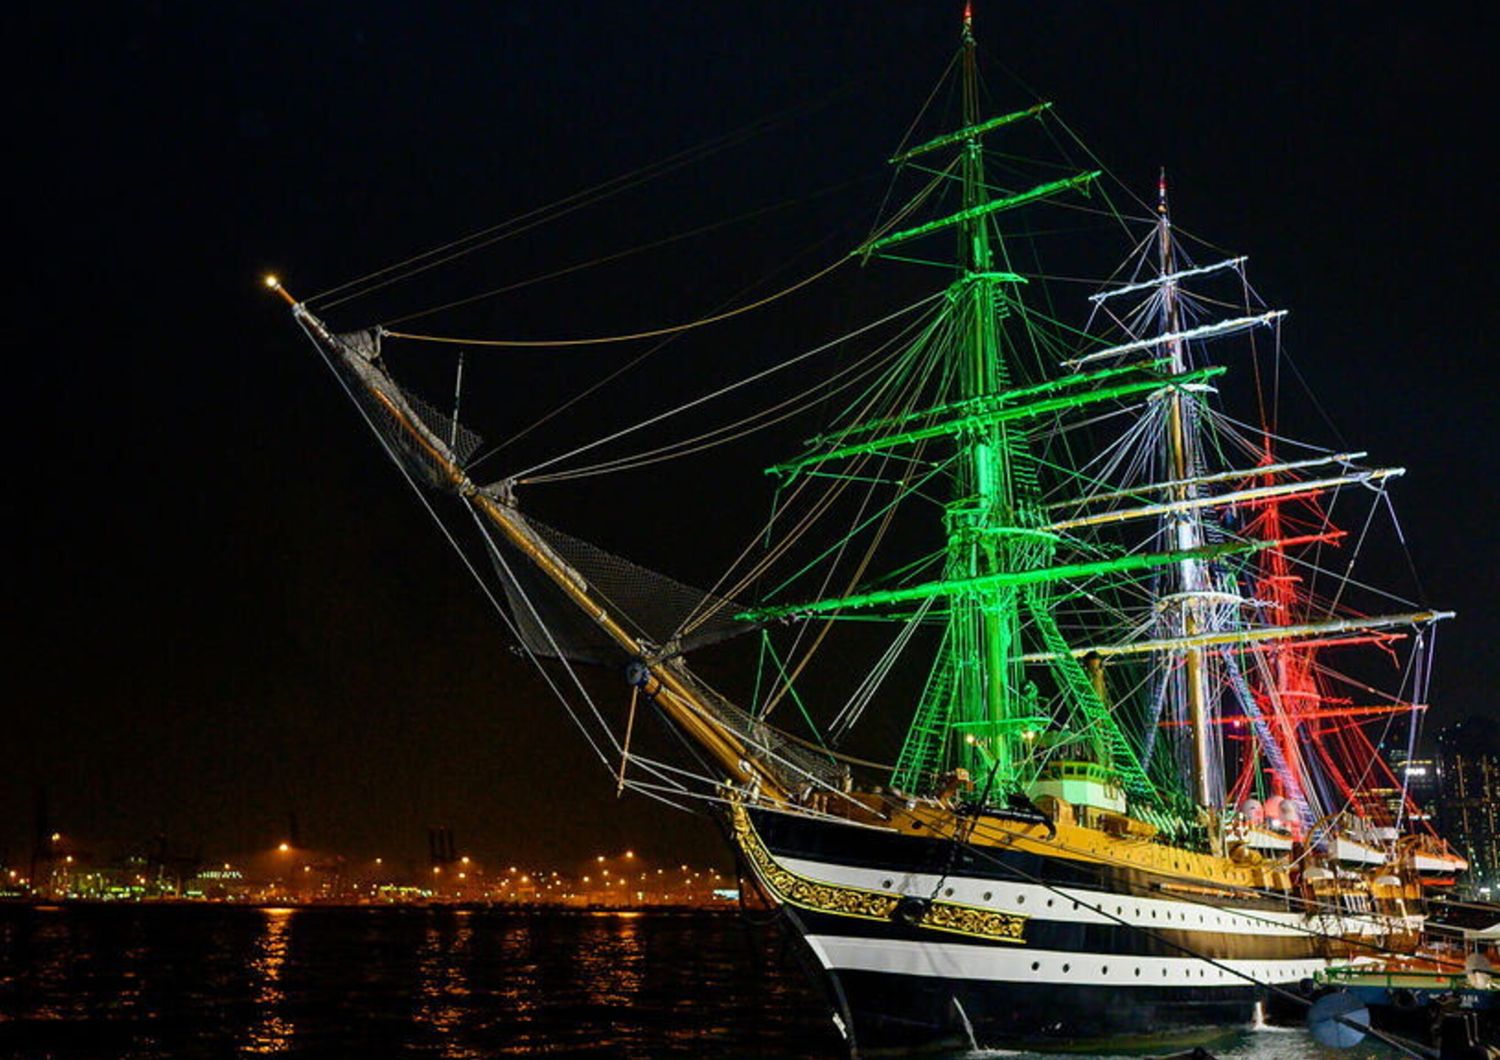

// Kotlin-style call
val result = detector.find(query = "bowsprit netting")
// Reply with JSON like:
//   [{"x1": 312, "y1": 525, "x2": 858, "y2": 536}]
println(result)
[
  {"x1": 484, "y1": 508, "x2": 753, "y2": 666},
  {"x1": 481, "y1": 509, "x2": 846, "y2": 794},
  {"x1": 332, "y1": 329, "x2": 484, "y2": 486}
]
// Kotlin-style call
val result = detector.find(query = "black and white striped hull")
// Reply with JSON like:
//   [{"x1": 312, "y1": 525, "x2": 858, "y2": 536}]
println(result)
[{"x1": 734, "y1": 804, "x2": 1359, "y2": 1051}]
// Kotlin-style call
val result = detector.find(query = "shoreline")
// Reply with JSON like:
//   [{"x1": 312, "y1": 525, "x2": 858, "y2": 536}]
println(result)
[{"x1": 0, "y1": 896, "x2": 738, "y2": 914}]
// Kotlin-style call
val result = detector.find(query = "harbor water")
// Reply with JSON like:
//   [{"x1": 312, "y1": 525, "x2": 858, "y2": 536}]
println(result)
[{"x1": 0, "y1": 904, "x2": 1404, "y2": 1057}]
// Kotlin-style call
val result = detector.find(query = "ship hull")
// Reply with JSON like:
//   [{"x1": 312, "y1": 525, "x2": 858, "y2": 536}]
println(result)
[
  {"x1": 825, "y1": 966, "x2": 1256, "y2": 1050},
  {"x1": 734, "y1": 804, "x2": 1342, "y2": 1051}
]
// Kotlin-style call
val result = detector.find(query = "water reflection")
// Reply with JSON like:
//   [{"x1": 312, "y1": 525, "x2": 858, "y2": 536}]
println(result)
[
  {"x1": 241, "y1": 906, "x2": 295, "y2": 1054},
  {"x1": 24, "y1": 906, "x2": 81, "y2": 1023},
  {"x1": 493, "y1": 916, "x2": 540, "y2": 1027},
  {"x1": 0, "y1": 907, "x2": 849, "y2": 1056},
  {"x1": 575, "y1": 911, "x2": 646, "y2": 1014},
  {"x1": 416, "y1": 909, "x2": 481, "y2": 1058},
  {"x1": 112, "y1": 934, "x2": 147, "y2": 1025}
]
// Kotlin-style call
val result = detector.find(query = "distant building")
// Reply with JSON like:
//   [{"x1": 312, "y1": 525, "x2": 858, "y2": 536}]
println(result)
[
  {"x1": 1435, "y1": 718, "x2": 1500, "y2": 896},
  {"x1": 1388, "y1": 747, "x2": 1440, "y2": 825},
  {"x1": 194, "y1": 865, "x2": 250, "y2": 900},
  {"x1": 1350, "y1": 745, "x2": 1439, "y2": 833}
]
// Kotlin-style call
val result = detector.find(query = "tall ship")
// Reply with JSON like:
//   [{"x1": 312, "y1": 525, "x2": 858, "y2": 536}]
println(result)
[{"x1": 270, "y1": 7, "x2": 1466, "y2": 1051}]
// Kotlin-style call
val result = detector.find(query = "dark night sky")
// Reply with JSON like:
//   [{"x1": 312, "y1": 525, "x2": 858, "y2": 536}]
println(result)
[{"x1": 10, "y1": 2, "x2": 1496, "y2": 869}]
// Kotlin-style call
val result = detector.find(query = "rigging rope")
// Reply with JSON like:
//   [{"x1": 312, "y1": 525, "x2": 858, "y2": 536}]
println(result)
[
  {"x1": 750, "y1": 327, "x2": 952, "y2": 715},
  {"x1": 508, "y1": 291, "x2": 946, "y2": 481},
  {"x1": 521, "y1": 317, "x2": 917, "y2": 485},
  {"x1": 466, "y1": 228, "x2": 852, "y2": 473},
  {"x1": 380, "y1": 180, "x2": 866, "y2": 329},
  {"x1": 383, "y1": 254, "x2": 850, "y2": 348},
  {"x1": 378, "y1": 149, "x2": 946, "y2": 352},
  {"x1": 307, "y1": 85, "x2": 856, "y2": 310}
]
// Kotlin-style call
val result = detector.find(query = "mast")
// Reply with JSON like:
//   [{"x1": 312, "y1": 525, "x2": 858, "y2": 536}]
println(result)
[
  {"x1": 885, "y1": 7, "x2": 1147, "y2": 800},
  {"x1": 950, "y1": 1, "x2": 1026, "y2": 786},
  {"x1": 1154, "y1": 174, "x2": 1218, "y2": 817}
]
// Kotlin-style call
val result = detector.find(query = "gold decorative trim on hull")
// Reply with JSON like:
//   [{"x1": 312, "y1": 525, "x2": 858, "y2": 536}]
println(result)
[{"x1": 731, "y1": 805, "x2": 1027, "y2": 944}]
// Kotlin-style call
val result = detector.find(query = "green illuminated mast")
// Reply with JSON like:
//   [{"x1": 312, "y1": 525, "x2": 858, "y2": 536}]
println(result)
[
  {"x1": 753, "y1": 8, "x2": 1190, "y2": 810},
  {"x1": 881, "y1": 9, "x2": 1114, "y2": 798},
  {"x1": 940, "y1": 6, "x2": 1024, "y2": 789}
]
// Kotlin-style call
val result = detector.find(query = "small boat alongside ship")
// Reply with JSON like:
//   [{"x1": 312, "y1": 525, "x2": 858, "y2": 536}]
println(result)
[
  {"x1": 1317, "y1": 960, "x2": 1497, "y2": 1021},
  {"x1": 1295, "y1": 899, "x2": 1498, "y2": 1053}
]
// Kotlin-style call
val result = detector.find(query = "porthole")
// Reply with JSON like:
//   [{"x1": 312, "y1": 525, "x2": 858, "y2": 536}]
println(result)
[
  {"x1": 1101, "y1": 966, "x2": 1109, "y2": 975},
  {"x1": 944, "y1": 887, "x2": 954, "y2": 897},
  {"x1": 1161, "y1": 968, "x2": 1168, "y2": 977},
  {"x1": 1151, "y1": 910, "x2": 1157, "y2": 919},
  {"x1": 1134, "y1": 968, "x2": 1141, "y2": 977},
  {"x1": 1045, "y1": 898, "x2": 1054, "y2": 908},
  {"x1": 1199, "y1": 969, "x2": 1205, "y2": 978},
  {"x1": 1016, "y1": 895, "x2": 1025, "y2": 904},
  {"x1": 983, "y1": 891, "x2": 992, "y2": 901},
  {"x1": 1062, "y1": 963, "x2": 1071, "y2": 973},
  {"x1": 881, "y1": 879, "x2": 892, "y2": 889},
  {"x1": 1115, "y1": 906, "x2": 1122, "y2": 915},
  {"x1": 1031, "y1": 961, "x2": 1040, "y2": 971}
]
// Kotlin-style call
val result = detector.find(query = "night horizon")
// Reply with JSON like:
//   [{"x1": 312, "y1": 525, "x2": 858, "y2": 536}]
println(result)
[{"x1": 12, "y1": 0, "x2": 1495, "y2": 875}]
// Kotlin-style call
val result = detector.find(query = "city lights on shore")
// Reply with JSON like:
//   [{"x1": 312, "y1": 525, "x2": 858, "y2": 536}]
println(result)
[{"x1": 3, "y1": 838, "x2": 735, "y2": 908}]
